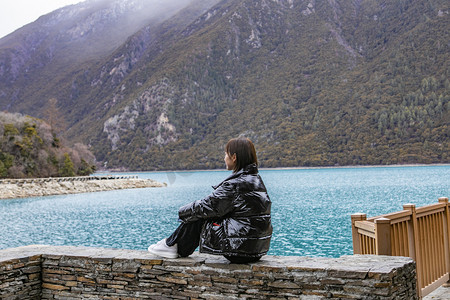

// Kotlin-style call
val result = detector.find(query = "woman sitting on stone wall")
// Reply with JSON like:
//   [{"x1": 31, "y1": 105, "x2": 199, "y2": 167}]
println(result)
[{"x1": 148, "y1": 137, "x2": 272, "y2": 264}]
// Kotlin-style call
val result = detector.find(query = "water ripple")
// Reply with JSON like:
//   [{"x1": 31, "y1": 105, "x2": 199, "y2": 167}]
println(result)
[{"x1": 0, "y1": 166, "x2": 449, "y2": 257}]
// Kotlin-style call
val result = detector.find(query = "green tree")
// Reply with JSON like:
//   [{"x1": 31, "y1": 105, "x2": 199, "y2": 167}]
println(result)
[
  {"x1": 3, "y1": 124, "x2": 19, "y2": 138},
  {"x1": 0, "y1": 151, "x2": 14, "y2": 178},
  {"x1": 77, "y1": 159, "x2": 96, "y2": 176},
  {"x1": 0, "y1": 161, "x2": 5, "y2": 177},
  {"x1": 60, "y1": 153, "x2": 76, "y2": 177}
]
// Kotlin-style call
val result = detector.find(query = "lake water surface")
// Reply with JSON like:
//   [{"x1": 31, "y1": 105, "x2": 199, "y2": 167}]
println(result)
[{"x1": 1, "y1": 165, "x2": 449, "y2": 257}]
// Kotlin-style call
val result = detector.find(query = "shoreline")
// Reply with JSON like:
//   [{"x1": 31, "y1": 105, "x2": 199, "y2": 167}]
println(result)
[
  {"x1": 0, "y1": 176, "x2": 167, "y2": 200},
  {"x1": 2, "y1": 163, "x2": 447, "y2": 199},
  {"x1": 99, "y1": 163, "x2": 450, "y2": 174}
]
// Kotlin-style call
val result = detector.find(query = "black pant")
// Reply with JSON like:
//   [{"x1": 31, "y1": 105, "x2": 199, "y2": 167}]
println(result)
[
  {"x1": 165, "y1": 220, "x2": 261, "y2": 264},
  {"x1": 166, "y1": 220, "x2": 204, "y2": 257}
]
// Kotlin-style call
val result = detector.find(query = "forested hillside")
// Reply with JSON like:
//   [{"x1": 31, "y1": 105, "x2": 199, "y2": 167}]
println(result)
[
  {"x1": 0, "y1": 0, "x2": 448, "y2": 170},
  {"x1": 0, "y1": 112, "x2": 95, "y2": 178}
]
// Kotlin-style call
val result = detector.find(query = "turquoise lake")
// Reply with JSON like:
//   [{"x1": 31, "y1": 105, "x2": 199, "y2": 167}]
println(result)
[{"x1": 1, "y1": 165, "x2": 449, "y2": 257}]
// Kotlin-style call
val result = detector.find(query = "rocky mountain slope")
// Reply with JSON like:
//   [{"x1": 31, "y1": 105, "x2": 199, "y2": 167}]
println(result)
[
  {"x1": 0, "y1": 0, "x2": 218, "y2": 115},
  {"x1": 0, "y1": 0, "x2": 448, "y2": 170},
  {"x1": 0, "y1": 111, "x2": 96, "y2": 178}
]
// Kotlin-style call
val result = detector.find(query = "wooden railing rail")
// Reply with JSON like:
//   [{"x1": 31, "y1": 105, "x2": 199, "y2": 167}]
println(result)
[{"x1": 351, "y1": 197, "x2": 449, "y2": 298}]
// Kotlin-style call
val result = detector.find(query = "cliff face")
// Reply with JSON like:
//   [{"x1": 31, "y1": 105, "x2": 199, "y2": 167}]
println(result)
[{"x1": 0, "y1": 0, "x2": 449, "y2": 170}]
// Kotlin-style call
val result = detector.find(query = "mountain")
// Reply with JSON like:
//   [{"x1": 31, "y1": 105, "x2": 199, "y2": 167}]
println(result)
[
  {"x1": 0, "y1": 0, "x2": 449, "y2": 171},
  {"x1": 0, "y1": 0, "x2": 219, "y2": 114}
]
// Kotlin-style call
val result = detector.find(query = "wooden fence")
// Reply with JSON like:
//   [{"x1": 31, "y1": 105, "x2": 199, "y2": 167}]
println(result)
[{"x1": 351, "y1": 197, "x2": 449, "y2": 298}]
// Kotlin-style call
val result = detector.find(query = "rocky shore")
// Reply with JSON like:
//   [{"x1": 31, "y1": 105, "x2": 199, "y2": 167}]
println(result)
[{"x1": 0, "y1": 176, "x2": 166, "y2": 199}]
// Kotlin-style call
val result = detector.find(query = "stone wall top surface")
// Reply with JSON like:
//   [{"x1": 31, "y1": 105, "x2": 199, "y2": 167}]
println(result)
[{"x1": 0, "y1": 244, "x2": 414, "y2": 273}]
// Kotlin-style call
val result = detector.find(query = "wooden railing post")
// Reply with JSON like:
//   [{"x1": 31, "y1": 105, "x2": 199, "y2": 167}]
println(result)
[
  {"x1": 351, "y1": 213, "x2": 366, "y2": 254},
  {"x1": 403, "y1": 204, "x2": 417, "y2": 261},
  {"x1": 439, "y1": 197, "x2": 450, "y2": 286},
  {"x1": 404, "y1": 203, "x2": 424, "y2": 296},
  {"x1": 375, "y1": 217, "x2": 391, "y2": 255}
]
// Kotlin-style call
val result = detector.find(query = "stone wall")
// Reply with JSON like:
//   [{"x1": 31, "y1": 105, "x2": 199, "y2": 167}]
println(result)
[
  {"x1": 0, "y1": 245, "x2": 417, "y2": 299},
  {"x1": 0, "y1": 176, "x2": 166, "y2": 199},
  {"x1": 0, "y1": 250, "x2": 41, "y2": 299}
]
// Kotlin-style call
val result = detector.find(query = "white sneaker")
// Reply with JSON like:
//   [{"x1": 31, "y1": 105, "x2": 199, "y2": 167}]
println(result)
[{"x1": 148, "y1": 238, "x2": 179, "y2": 259}]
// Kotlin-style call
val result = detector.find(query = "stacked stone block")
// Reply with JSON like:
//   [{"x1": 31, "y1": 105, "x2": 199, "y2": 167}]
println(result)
[
  {"x1": 0, "y1": 253, "x2": 41, "y2": 299},
  {"x1": 0, "y1": 245, "x2": 417, "y2": 299}
]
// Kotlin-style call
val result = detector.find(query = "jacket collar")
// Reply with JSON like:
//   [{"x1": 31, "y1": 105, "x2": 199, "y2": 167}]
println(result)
[{"x1": 212, "y1": 163, "x2": 258, "y2": 189}]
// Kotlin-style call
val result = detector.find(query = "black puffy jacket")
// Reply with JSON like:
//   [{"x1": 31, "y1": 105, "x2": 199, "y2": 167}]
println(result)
[{"x1": 178, "y1": 164, "x2": 272, "y2": 257}]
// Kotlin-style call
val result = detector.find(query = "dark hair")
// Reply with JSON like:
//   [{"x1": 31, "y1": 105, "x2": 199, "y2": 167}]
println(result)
[{"x1": 225, "y1": 137, "x2": 258, "y2": 172}]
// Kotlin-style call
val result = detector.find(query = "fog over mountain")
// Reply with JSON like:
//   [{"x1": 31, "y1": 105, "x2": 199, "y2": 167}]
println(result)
[
  {"x1": 0, "y1": 0, "x2": 448, "y2": 170},
  {"x1": 1, "y1": 0, "x2": 195, "y2": 59},
  {"x1": 0, "y1": 0, "x2": 219, "y2": 113}
]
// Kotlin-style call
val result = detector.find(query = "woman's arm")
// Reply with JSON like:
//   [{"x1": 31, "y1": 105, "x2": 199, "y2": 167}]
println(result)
[{"x1": 178, "y1": 181, "x2": 236, "y2": 223}]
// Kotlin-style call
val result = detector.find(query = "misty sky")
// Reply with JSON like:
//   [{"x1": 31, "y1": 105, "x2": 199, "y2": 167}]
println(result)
[{"x1": 0, "y1": 0, "x2": 84, "y2": 39}]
